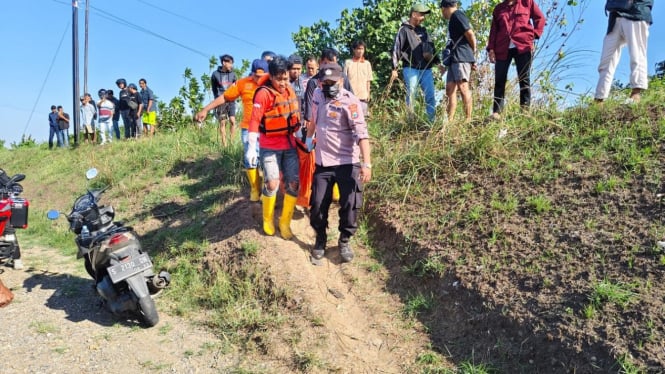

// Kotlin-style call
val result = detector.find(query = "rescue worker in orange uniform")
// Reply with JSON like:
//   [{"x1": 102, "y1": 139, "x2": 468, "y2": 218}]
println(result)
[
  {"x1": 196, "y1": 59, "x2": 270, "y2": 201},
  {"x1": 247, "y1": 56, "x2": 301, "y2": 239}
]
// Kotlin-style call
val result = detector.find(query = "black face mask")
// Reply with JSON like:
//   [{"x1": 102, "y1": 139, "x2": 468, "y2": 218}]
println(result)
[{"x1": 321, "y1": 83, "x2": 340, "y2": 99}]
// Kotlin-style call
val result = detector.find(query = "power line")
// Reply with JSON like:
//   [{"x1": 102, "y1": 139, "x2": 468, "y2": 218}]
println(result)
[
  {"x1": 51, "y1": 0, "x2": 214, "y2": 59},
  {"x1": 136, "y1": 0, "x2": 264, "y2": 49},
  {"x1": 89, "y1": 6, "x2": 212, "y2": 59},
  {"x1": 22, "y1": 21, "x2": 70, "y2": 139}
]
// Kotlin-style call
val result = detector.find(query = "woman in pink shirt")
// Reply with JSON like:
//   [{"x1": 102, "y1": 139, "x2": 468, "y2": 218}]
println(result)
[{"x1": 486, "y1": 0, "x2": 545, "y2": 120}]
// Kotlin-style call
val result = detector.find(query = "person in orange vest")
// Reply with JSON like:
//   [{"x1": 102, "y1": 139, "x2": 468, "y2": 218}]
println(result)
[
  {"x1": 196, "y1": 59, "x2": 270, "y2": 202},
  {"x1": 247, "y1": 56, "x2": 301, "y2": 239}
]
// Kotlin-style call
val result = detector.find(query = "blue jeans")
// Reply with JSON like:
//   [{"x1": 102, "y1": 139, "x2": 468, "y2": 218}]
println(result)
[
  {"x1": 49, "y1": 126, "x2": 60, "y2": 148},
  {"x1": 112, "y1": 119, "x2": 121, "y2": 139},
  {"x1": 241, "y1": 128, "x2": 260, "y2": 169},
  {"x1": 56, "y1": 129, "x2": 68, "y2": 147},
  {"x1": 121, "y1": 110, "x2": 132, "y2": 138},
  {"x1": 403, "y1": 66, "x2": 436, "y2": 121}
]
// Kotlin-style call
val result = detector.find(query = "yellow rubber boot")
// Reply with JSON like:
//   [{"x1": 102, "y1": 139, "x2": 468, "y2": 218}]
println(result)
[
  {"x1": 279, "y1": 194, "x2": 297, "y2": 240},
  {"x1": 246, "y1": 169, "x2": 261, "y2": 202},
  {"x1": 332, "y1": 183, "x2": 340, "y2": 202},
  {"x1": 261, "y1": 194, "x2": 277, "y2": 236}
]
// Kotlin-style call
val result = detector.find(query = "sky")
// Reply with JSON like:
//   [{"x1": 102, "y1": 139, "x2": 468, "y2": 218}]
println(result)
[{"x1": 0, "y1": 0, "x2": 662, "y2": 147}]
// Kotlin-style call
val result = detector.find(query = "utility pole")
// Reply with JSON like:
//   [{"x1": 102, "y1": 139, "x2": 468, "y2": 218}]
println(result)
[
  {"x1": 84, "y1": 0, "x2": 89, "y2": 95},
  {"x1": 72, "y1": 0, "x2": 80, "y2": 145}
]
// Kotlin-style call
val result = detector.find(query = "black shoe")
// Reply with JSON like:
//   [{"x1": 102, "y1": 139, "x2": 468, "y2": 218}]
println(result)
[
  {"x1": 311, "y1": 233, "x2": 326, "y2": 260},
  {"x1": 338, "y1": 239, "x2": 354, "y2": 263}
]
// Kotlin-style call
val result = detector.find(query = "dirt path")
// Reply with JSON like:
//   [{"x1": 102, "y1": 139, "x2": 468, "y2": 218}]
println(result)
[
  {"x1": 0, "y1": 201, "x2": 435, "y2": 373},
  {"x1": 247, "y1": 204, "x2": 433, "y2": 373},
  {"x1": 0, "y1": 247, "x2": 229, "y2": 373}
]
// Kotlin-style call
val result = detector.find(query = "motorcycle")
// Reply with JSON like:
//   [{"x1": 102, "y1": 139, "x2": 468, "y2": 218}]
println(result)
[
  {"x1": 0, "y1": 168, "x2": 29, "y2": 270},
  {"x1": 47, "y1": 168, "x2": 170, "y2": 327}
]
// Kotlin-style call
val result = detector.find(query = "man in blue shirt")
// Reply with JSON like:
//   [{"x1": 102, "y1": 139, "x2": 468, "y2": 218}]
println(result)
[{"x1": 48, "y1": 105, "x2": 60, "y2": 149}]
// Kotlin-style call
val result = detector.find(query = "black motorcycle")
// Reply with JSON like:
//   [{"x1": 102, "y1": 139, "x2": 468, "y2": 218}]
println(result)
[{"x1": 47, "y1": 168, "x2": 170, "y2": 327}]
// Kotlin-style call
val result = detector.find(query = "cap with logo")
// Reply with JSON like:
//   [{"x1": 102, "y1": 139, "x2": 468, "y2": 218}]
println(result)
[{"x1": 319, "y1": 63, "x2": 343, "y2": 82}]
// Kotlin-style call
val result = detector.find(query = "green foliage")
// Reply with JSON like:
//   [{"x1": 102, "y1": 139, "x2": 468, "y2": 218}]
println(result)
[
  {"x1": 526, "y1": 194, "x2": 552, "y2": 214},
  {"x1": 457, "y1": 360, "x2": 494, "y2": 374},
  {"x1": 11, "y1": 134, "x2": 38, "y2": 149},
  {"x1": 403, "y1": 255, "x2": 446, "y2": 278},
  {"x1": 617, "y1": 353, "x2": 646, "y2": 374},
  {"x1": 181, "y1": 68, "x2": 206, "y2": 116},
  {"x1": 589, "y1": 279, "x2": 637, "y2": 310},
  {"x1": 240, "y1": 241, "x2": 260, "y2": 257},
  {"x1": 403, "y1": 292, "x2": 434, "y2": 318},
  {"x1": 157, "y1": 96, "x2": 187, "y2": 131}
]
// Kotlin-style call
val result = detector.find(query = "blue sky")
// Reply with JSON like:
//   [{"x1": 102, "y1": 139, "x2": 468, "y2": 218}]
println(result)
[{"x1": 0, "y1": 0, "x2": 662, "y2": 146}]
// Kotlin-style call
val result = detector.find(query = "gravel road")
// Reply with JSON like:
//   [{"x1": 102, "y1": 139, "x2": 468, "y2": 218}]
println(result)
[{"x1": 0, "y1": 246, "x2": 233, "y2": 374}]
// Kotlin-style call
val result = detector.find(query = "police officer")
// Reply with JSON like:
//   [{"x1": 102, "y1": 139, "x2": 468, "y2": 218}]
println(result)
[{"x1": 306, "y1": 63, "x2": 372, "y2": 263}]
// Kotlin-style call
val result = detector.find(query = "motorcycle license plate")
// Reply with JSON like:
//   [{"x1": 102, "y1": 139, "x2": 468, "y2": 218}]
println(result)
[{"x1": 107, "y1": 253, "x2": 152, "y2": 284}]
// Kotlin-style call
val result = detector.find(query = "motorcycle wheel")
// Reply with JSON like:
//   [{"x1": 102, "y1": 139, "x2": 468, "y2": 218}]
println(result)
[
  {"x1": 84, "y1": 254, "x2": 95, "y2": 279},
  {"x1": 138, "y1": 295, "x2": 159, "y2": 327}
]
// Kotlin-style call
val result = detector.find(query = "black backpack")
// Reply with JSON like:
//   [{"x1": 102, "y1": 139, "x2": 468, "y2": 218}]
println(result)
[{"x1": 606, "y1": 0, "x2": 633, "y2": 13}]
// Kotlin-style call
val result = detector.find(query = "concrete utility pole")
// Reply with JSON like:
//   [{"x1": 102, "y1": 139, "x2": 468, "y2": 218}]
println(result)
[
  {"x1": 84, "y1": 0, "x2": 89, "y2": 95},
  {"x1": 72, "y1": 0, "x2": 80, "y2": 145}
]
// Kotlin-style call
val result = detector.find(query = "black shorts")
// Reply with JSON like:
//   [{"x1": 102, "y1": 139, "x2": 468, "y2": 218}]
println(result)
[{"x1": 215, "y1": 102, "x2": 237, "y2": 120}]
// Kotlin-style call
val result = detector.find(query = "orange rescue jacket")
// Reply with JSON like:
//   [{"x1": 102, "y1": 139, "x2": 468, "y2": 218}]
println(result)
[{"x1": 256, "y1": 84, "x2": 300, "y2": 137}]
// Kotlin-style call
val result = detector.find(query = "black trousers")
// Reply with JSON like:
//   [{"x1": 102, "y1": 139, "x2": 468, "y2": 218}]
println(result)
[
  {"x1": 309, "y1": 164, "x2": 363, "y2": 240},
  {"x1": 493, "y1": 48, "x2": 533, "y2": 114}
]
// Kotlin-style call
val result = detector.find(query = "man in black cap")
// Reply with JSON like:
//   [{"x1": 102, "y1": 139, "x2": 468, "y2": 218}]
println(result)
[
  {"x1": 391, "y1": 2, "x2": 439, "y2": 122},
  {"x1": 305, "y1": 62, "x2": 372, "y2": 264}
]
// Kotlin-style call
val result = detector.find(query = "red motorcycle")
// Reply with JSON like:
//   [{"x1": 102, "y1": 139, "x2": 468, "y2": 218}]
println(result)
[{"x1": 0, "y1": 169, "x2": 28, "y2": 270}]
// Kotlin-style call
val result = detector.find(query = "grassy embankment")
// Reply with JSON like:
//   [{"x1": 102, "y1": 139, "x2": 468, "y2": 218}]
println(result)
[{"x1": 2, "y1": 80, "x2": 665, "y2": 372}]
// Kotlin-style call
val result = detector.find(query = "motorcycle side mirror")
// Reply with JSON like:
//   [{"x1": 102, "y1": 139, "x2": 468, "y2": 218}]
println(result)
[
  {"x1": 46, "y1": 210, "x2": 61, "y2": 220},
  {"x1": 10, "y1": 174, "x2": 25, "y2": 183},
  {"x1": 86, "y1": 168, "x2": 98, "y2": 180}
]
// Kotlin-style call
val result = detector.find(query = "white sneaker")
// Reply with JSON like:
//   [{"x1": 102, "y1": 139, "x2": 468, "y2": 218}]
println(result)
[{"x1": 12, "y1": 259, "x2": 23, "y2": 270}]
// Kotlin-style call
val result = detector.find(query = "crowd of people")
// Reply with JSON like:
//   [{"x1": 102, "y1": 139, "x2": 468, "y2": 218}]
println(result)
[
  {"x1": 194, "y1": 46, "x2": 373, "y2": 264},
  {"x1": 198, "y1": 0, "x2": 651, "y2": 264},
  {"x1": 44, "y1": 0, "x2": 653, "y2": 264},
  {"x1": 391, "y1": 0, "x2": 652, "y2": 122},
  {"x1": 48, "y1": 78, "x2": 158, "y2": 148}
]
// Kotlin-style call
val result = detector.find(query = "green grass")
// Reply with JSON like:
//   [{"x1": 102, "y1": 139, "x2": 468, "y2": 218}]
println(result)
[
  {"x1": 403, "y1": 256, "x2": 446, "y2": 278},
  {"x1": 589, "y1": 279, "x2": 638, "y2": 311},
  {"x1": 403, "y1": 292, "x2": 434, "y2": 319},
  {"x1": 0, "y1": 127, "x2": 290, "y2": 359},
  {"x1": 4, "y1": 80, "x2": 665, "y2": 373},
  {"x1": 30, "y1": 321, "x2": 60, "y2": 334}
]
